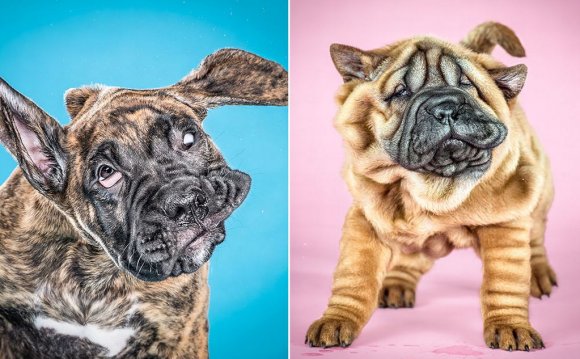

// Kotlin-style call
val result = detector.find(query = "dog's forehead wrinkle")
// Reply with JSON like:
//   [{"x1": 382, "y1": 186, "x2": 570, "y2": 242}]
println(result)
[
  {"x1": 108, "y1": 104, "x2": 164, "y2": 122},
  {"x1": 413, "y1": 37, "x2": 458, "y2": 52},
  {"x1": 385, "y1": 40, "x2": 471, "y2": 82},
  {"x1": 440, "y1": 55, "x2": 461, "y2": 86},
  {"x1": 370, "y1": 58, "x2": 394, "y2": 81},
  {"x1": 425, "y1": 48, "x2": 446, "y2": 86},
  {"x1": 405, "y1": 51, "x2": 427, "y2": 92},
  {"x1": 78, "y1": 112, "x2": 178, "y2": 163},
  {"x1": 166, "y1": 91, "x2": 209, "y2": 118},
  {"x1": 377, "y1": 45, "x2": 466, "y2": 94},
  {"x1": 90, "y1": 140, "x2": 138, "y2": 169},
  {"x1": 71, "y1": 91, "x2": 200, "y2": 132}
]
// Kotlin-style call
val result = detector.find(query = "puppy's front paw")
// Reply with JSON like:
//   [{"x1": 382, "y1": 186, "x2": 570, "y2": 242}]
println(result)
[
  {"x1": 484, "y1": 323, "x2": 545, "y2": 351},
  {"x1": 378, "y1": 284, "x2": 415, "y2": 308},
  {"x1": 530, "y1": 262, "x2": 557, "y2": 299},
  {"x1": 305, "y1": 317, "x2": 359, "y2": 348}
]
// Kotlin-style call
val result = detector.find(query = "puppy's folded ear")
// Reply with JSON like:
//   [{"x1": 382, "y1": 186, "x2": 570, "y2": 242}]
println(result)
[
  {"x1": 0, "y1": 78, "x2": 67, "y2": 195},
  {"x1": 64, "y1": 86, "x2": 102, "y2": 119},
  {"x1": 330, "y1": 44, "x2": 387, "y2": 82},
  {"x1": 489, "y1": 64, "x2": 527, "y2": 100},
  {"x1": 170, "y1": 49, "x2": 288, "y2": 108},
  {"x1": 461, "y1": 22, "x2": 526, "y2": 57}
]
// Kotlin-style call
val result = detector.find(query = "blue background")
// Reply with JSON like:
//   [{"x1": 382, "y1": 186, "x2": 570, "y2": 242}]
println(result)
[{"x1": 0, "y1": 1, "x2": 287, "y2": 358}]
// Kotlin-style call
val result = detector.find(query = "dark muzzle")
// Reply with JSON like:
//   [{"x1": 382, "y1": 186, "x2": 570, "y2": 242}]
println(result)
[{"x1": 396, "y1": 87, "x2": 507, "y2": 178}]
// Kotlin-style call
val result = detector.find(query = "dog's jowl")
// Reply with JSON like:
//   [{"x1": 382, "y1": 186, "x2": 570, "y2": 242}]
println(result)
[
  {"x1": 0, "y1": 49, "x2": 287, "y2": 358},
  {"x1": 306, "y1": 22, "x2": 555, "y2": 351}
]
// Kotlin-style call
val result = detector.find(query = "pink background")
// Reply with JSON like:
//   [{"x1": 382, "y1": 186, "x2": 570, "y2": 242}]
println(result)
[{"x1": 290, "y1": 0, "x2": 580, "y2": 358}]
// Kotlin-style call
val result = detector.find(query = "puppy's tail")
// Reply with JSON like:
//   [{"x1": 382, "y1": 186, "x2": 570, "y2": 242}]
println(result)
[{"x1": 461, "y1": 22, "x2": 526, "y2": 57}]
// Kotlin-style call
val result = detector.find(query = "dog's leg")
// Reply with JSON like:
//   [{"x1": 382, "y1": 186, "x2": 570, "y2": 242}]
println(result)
[
  {"x1": 529, "y1": 218, "x2": 557, "y2": 299},
  {"x1": 378, "y1": 251, "x2": 433, "y2": 309},
  {"x1": 305, "y1": 206, "x2": 391, "y2": 348},
  {"x1": 529, "y1": 179, "x2": 557, "y2": 299},
  {"x1": 477, "y1": 219, "x2": 544, "y2": 351}
]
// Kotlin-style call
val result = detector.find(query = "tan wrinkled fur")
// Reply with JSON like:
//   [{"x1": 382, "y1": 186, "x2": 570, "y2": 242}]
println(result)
[{"x1": 307, "y1": 22, "x2": 556, "y2": 351}]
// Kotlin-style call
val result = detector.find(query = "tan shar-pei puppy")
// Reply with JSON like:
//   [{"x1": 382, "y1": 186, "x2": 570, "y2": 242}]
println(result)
[{"x1": 306, "y1": 22, "x2": 556, "y2": 352}]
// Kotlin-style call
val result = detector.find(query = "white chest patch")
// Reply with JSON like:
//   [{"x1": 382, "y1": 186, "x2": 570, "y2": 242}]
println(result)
[{"x1": 34, "y1": 316, "x2": 135, "y2": 356}]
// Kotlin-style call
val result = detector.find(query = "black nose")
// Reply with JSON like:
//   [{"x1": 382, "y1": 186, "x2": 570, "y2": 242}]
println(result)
[
  {"x1": 164, "y1": 190, "x2": 208, "y2": 222},
  {"x1": 430, "y1": 101, "x2": 458, "y2": 123}
]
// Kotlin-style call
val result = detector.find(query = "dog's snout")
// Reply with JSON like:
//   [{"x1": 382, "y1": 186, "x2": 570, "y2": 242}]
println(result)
[
  {"x1": 164, "y1": 190, "x2": 208, "y2": 222},
  {"x1": 423, "y1": 89, "x2": 471, "y2": 123},
  {"x1": 164, "y1": 195, "x2": 188, "y2": 221},
  {"x1": 396, "y1": 86, "x2": 508, "y2": 178},
  {"x1": 430, "y1": 102, "x2": 457, "y2": 123}
]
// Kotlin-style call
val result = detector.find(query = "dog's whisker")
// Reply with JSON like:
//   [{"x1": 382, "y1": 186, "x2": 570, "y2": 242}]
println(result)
[
  {"x1": 136, "y1": 252, "x2": 143, "y2": 274},
  {"x1": 128, "y1": 247, "x2": 136, "y2": 265},
  {"x1": 138, "y1": 259, "x2": 146, "y2": 276},
  {"x1": 121, "y1": 242, "x2": 131, "y2": 258}
]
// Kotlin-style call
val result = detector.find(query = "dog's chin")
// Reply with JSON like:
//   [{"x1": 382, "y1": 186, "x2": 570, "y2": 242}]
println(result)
[
  {"x1": 121, "y1": 227, "x2": 225, "y2": 282},
  {"x1": 399, "y1": 138, "x2": 493, "y2": 179},
  {"x1": 168, "y1": 229, "x2": 225, "y2": 278},
  {"x1": 419, "y1": 139, "x2": 493, "y2": 178}
]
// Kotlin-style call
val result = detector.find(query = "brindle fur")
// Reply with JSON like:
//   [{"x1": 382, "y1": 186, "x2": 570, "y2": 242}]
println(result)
[{"x1": 0, "y1": 49, "x2": 287, "y2": 358}]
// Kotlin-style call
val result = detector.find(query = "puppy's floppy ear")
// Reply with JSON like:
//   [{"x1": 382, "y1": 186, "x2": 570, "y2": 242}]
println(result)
[
  {"x1": 64, "y1": 86, "x2": 102, "y2": 119},
  {"x1": 461, "y1": 22, "x2": 526, "y2": 57},
  {"x1": 489, "y1": 64, "x2": 527, "y2": 100},
  {"x1": 330, "y1": 44, "x2": 387, "y2": 82},
  {"x1": 0, "y1": 78, "x2": 67, "y2": 195},
  {"x1": 170, "y1": 48, "x2": 287, "y2": 108}
]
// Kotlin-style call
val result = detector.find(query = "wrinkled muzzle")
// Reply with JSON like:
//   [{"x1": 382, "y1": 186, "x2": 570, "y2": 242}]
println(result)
[
  {"x1": 121, "y1": 167, "x2": 251, "y2": 281},
  {"x1": 393, "y1": 87, "x2": 507, "y2": 178}
]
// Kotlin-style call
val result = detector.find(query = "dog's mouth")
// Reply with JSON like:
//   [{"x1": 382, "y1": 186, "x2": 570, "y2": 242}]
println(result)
[
  {"x1": 394, "y1": 87, "x2": 507, "y2": 178},
  {"x1": 420, "y1": 138, "x2": 492, "y2": 177},
  {"x1": 119, "y1": 168, "x2": 251, "y2": 281},
  {"x1": 121, "y1": 223, "x2": 226, "y2": 281}
]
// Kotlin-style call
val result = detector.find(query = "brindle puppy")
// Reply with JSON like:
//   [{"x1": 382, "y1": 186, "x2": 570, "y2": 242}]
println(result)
[
  {"x1": 306, "y1": 22, "x2": 555, "y2": 351},
  {"x1": 0, "y1": 49, "x2": 287, "y2": 358}
]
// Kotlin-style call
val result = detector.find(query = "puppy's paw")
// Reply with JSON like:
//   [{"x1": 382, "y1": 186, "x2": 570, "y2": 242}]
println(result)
[
  {"x1": 378, "y1": 284, "x2": 415, "y2": 308},
  {"x1": 305, "y1": 317, "x2": 358, "y2": 348},
  {"x1": 530, "y1": 262, "x2": 557, "y2": 299},
  {"x1": 484, "y1": 323, "x2": 544, "y2": 351}
]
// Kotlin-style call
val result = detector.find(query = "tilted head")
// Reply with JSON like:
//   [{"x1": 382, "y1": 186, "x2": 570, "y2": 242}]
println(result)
[
  {"x1": 331, "y1": 22, "x2": 527, "y2": 207},
  {"x1": 0, "y1": 49, "x2": 288, "y2": 281}
]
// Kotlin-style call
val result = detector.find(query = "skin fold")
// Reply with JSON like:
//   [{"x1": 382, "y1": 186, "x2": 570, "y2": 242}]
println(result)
[
  {"x1": 306, "y1": 22, "x2": 556, "y2": 352},
  {"x1": 0, "y1": 49, "x2": 287, "y2": 358}
]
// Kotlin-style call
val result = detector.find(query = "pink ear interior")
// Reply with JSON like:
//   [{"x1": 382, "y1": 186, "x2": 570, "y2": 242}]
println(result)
[{"x1": 14, "y1": 120, "x2": 52, "y2": 173}]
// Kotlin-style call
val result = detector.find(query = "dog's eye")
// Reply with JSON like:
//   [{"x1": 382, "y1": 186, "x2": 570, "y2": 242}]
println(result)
[
  {"x1": 182, "y1": 131, "x2": 196, "y2": 150},
  {"x1": 386, "y1": 84, "x2": 410, "y2": 102},
  {"x1": 98, "y1": 165, "x2": 122, "y2": 188},
  {"x1": 459, "y1": 75, "x2": 472, "y2": 87}
]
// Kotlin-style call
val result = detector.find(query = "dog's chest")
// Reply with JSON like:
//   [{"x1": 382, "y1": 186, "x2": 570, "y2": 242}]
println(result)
[
  {"x1": 34, "y1": 280, "x2": 137, "y2": 325},
  {"x1": 31, "y1": 247, "x2": 140, "y2": 356},
  {"x1": 372, "y1": 208, "x2": 476, "y2": 254},
  {"x1": 360, "y1": 184, "x2": 477, "y2": 251},
  {"x1": 34, "y1": 315, "x2": 135, "y2": 356},
  {"x1": 33, "y1": 281, "x2": 139, "y2": 356}
]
